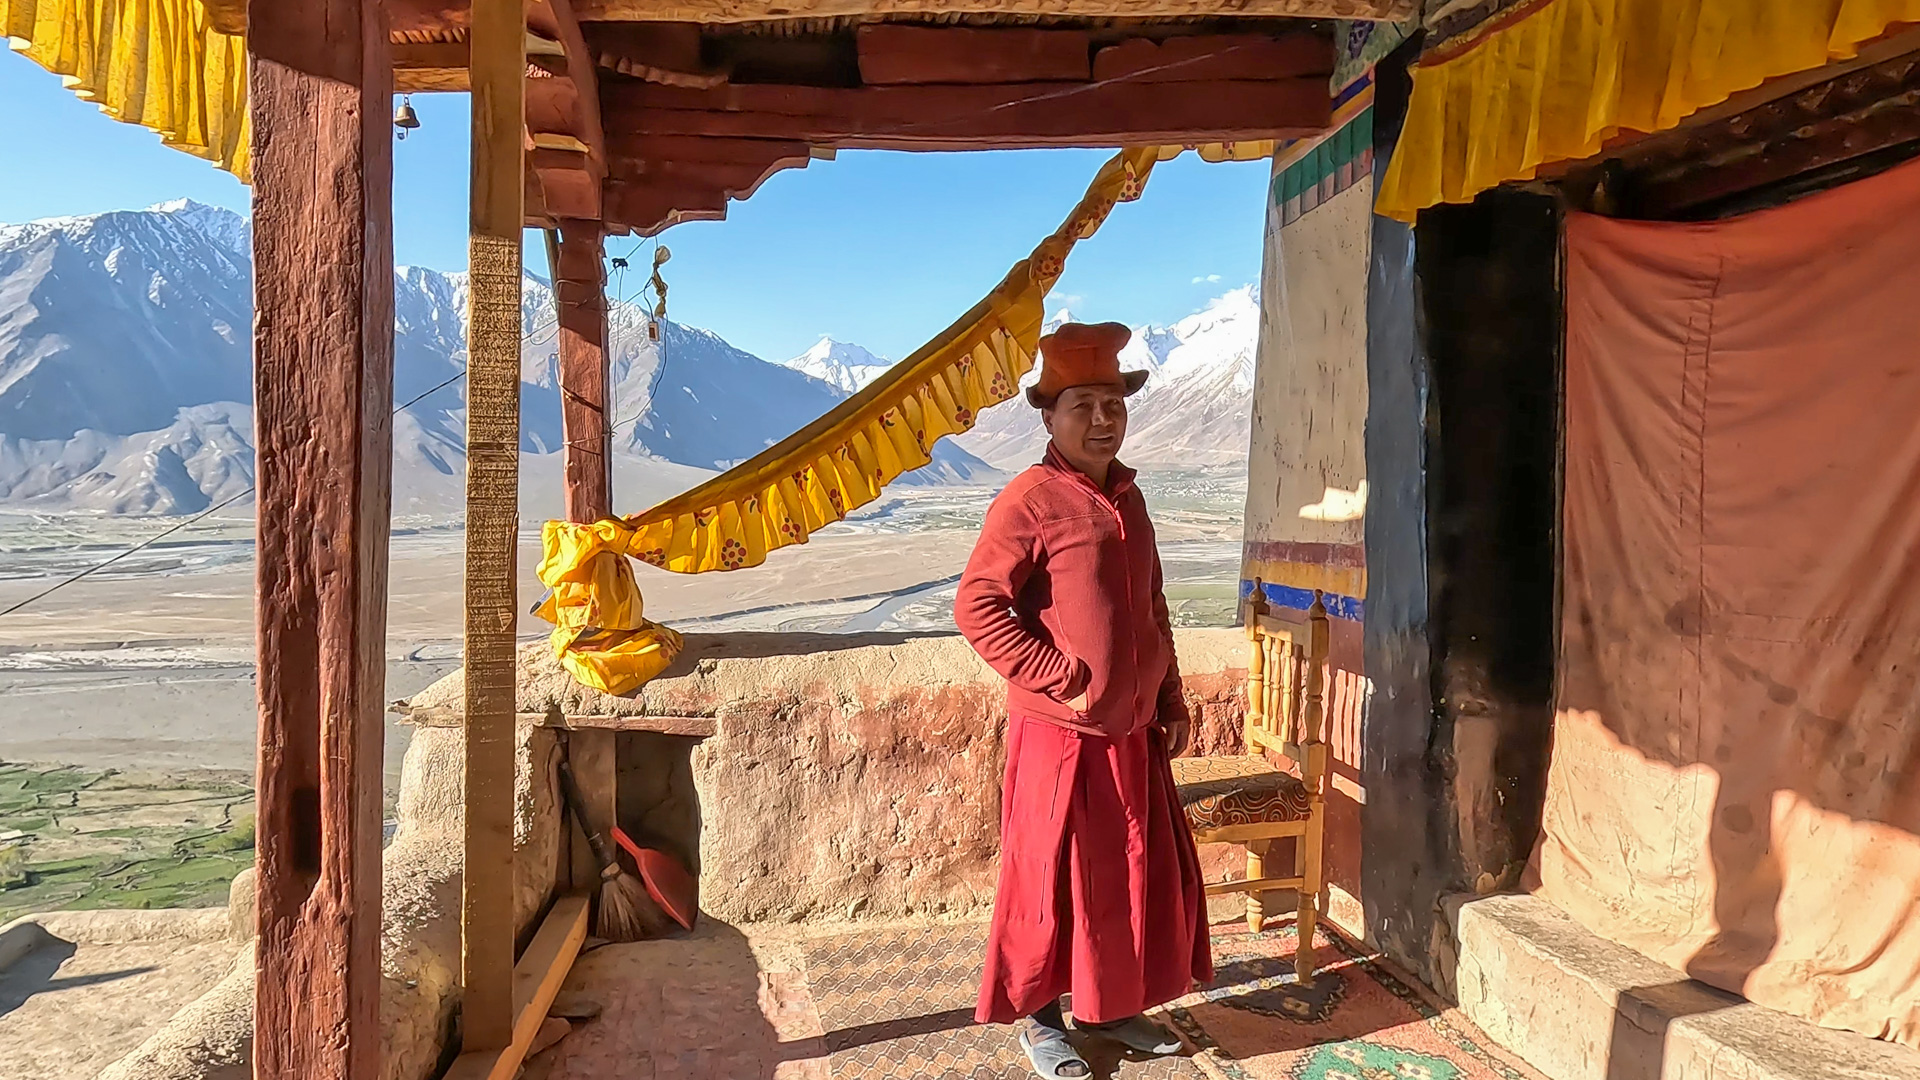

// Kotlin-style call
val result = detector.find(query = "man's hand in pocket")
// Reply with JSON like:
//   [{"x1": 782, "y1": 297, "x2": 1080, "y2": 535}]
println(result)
[{"x1": 1159, "y1": 715, "x2": 1191, "y2": 757}]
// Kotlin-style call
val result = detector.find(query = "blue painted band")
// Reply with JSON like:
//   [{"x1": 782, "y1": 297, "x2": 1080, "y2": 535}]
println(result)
[{"x1": 1238, "y1": 578, "x2": 1365, "y2": 623}]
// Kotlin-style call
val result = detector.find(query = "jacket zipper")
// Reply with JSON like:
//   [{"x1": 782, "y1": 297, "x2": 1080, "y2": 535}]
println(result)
[{"x1": 1067, "y1": 471, "x2": 1141, "y2": 729}]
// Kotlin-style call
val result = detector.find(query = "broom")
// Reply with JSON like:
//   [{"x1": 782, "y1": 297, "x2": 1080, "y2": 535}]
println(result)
[{"x1": 555, "y1": 739, "x2": 670, "y2": 942}]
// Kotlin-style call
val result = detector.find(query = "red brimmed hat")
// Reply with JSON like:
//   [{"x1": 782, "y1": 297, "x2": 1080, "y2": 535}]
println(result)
[{"x1": 1027, "y1": 321, "x2": 1148, "y2": 407}]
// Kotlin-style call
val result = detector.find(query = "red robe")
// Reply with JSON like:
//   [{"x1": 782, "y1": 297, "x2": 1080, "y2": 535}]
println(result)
[{"x1": 955, "y1": 446, "x2": 1212, "y2": 1024}]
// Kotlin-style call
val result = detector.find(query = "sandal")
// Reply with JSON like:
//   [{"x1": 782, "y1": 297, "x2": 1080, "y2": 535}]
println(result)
[
  {"x1": 1019, "y1": 1023, "x2": 1091, "y2": 1079},
  {"x1": 1077, "y1": 1013, "x2": 1184, "y2": 1056}
]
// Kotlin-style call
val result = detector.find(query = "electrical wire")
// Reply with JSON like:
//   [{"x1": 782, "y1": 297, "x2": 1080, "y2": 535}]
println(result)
[{"x1": 0, "y1": 366, "x2": 470, "y2": 619}]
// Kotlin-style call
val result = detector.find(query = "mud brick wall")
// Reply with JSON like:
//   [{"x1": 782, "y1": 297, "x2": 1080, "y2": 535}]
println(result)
[{"x1": 409, "y1": 629, "x2": 1249, "y2": 925}]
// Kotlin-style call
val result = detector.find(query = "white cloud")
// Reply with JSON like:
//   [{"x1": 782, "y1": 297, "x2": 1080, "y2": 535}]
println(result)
[{"x1": 1190, "y1": 273, "x2": 1223, "y2": 285}]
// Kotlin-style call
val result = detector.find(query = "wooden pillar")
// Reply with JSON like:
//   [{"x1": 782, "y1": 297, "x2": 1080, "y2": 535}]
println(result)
[
  {"x1": 556, "y1": 219, "x2": 612, "y2": 522},
  {"x1": 463, "y1": 0, "x2": 524, "y2": 1054},
  {"x1": 247, "y1": 0, "x2": 392, "y2": 1076}
]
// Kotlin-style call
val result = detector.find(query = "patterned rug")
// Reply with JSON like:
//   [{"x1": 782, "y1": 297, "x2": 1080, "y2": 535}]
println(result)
[
  {"x1": 1169, "y1": 924, "x2": 1546, "y2": 1080},
  {"x1": 797, "y1": 921, "x2": 1547, "y2": 1080}
]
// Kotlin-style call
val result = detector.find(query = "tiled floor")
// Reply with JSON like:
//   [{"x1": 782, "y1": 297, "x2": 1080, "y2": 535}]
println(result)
[{"x1": 528, "y1": 918, "x2": 1545, "y2": 1080}]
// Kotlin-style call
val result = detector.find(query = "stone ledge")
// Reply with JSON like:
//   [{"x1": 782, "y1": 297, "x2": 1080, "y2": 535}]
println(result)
[{"x1": 1449, "y1": 893, "x2": 1920, "y2": 1080}]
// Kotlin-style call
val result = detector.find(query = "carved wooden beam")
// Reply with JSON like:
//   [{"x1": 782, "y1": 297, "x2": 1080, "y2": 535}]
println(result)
[
  {"x1": 462, "y1": 0, "x2": 524, "y2": 1056},
  {"x1": 394, "y1": 40, "x2": 469, "y2": 92},
  {"x1": 525, "y1": 0, "x2": 607, "y2": 227},
  {"x1": 532, "y1": 0, "x2": 606, "y2": 166},
  {"x1": 577, "y1": 0, "x2": 1415, "y2": 21},
  {"x1": 609, "y1": 133, "x2": 813, "y2": 165},
  {"x1": 1091, "y1": 32, "x2": 1332, "y2": 83},
  {"x1": 605, "y1": 77, "x2": 1330, "y2": 146},
  {"x1": 856, "y1": 25, "x2": 1091, "y2": 85},
  {"x1": 589, "y1": 23, "x2": 730, "y2": 87}
]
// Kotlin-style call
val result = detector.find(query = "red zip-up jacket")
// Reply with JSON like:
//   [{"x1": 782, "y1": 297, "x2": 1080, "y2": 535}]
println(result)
[{"x1": 954, "y1": 444, "x2": 1187, "y2": 740}]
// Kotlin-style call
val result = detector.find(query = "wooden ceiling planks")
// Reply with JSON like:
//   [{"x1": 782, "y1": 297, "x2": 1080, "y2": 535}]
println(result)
[
  {"x1": 231, "y1": 4, "x2": 1345, "y2": 239},
  {"x1": 855, "y1": 25, "x2": 1092, "y2": 84},
  {"x1": 596, "y1": 23, "x2": 1334, "y2": 233},
  {"x1": 604, "y1": 76, "x2": 1330, "y2": 143},
  {"x1": 575, "y1": 0, "x2": 1412, "y2": 21},
  {"x1": 525, "y1": 0, "x2": 608, "y2": 221}
]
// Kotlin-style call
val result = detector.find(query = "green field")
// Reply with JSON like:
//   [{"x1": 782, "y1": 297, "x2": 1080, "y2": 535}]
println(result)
[{"x1": 0, "y1": 763, "x2": 255, "y2": 925}]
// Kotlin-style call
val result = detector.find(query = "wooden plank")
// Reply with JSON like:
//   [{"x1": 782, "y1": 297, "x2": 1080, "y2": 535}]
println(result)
[
  {"x1": 246, "y1": 0, "x2": 392, "y2": 1075},
  {"x1": 1638, "y1": 85, "x2": 1920, "y2": 215},
  {"x1": 607, "y1": 78, "x2": 1331, "y2": 146},
  {"x1": 396, "y1": 67, "x2": 470, "y2": 92},
  {"x1": 575, "y1": 0, "x2": 1416, "y2": 22},
  {"x1": 543, "y1": 0, "x2": 605, "y2": 166},
  {"x1": 567, "y1": 730, "x2": 621, "y2": 903},
  {"x1": 608, "y1": 133, "x2": 812, "y2": 166},
  {"x1": 1193, "y1": 821, "x2": 1308, "y2": 845},
  {"x1": 395, "y1": 41, "x2": 468, "y2": 69},
  {"x1": 444, "y1": 895, "x2": 592, "y2": 1080},
  {"x1": 591, "y1": 23, "x2": 729, "y2": 88},
  {"x1": 1091, "y1": 33, "x2": 1333, "y2": 84},
  {"x1": 856, "y1": 25, "x2": 1090, "y2": 86},
  {"x1": 463, "y1": 0, "x2": 525, "y2": 1055},
  {"x1": 1205, "y1": 875, "x2": 1306, "y2": 896},
  {"x1": 556, "y1": 220, "x2": 612, "y2": 522}
]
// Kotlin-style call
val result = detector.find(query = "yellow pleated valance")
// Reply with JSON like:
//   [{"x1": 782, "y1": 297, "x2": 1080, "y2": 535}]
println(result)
[
  {"x1": 533, "y1": 146, "x2": 1167, "y2": 694},
  {"x1": 544, "y1": 145, "x2": 1162, "y2": 581},
  {"x1": 1376, "y1": 0, "x2": 1920, "y2": 222},
  {"x1": 4, "y1": 0, "x2": 250, "y2": 180}
]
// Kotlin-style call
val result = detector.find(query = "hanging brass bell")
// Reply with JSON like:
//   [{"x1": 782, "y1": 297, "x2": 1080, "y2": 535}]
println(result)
[{"x1": 393, "y1": 96, "x2": 421, "y2": 139}]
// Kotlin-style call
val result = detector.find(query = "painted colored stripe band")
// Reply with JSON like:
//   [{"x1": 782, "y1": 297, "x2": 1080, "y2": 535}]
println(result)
[
  {"x1": 1243, "y1": 540, "x2": 1366, "y2": 568},
  {"x1": 1241, "y1": 578, "x2": 1365, "y2": 623}
]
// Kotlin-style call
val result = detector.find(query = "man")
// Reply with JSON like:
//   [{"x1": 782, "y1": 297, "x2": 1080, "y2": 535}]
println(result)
[{"x1": 955, "y1": 321, "x2": 1212, "y2": 1079}]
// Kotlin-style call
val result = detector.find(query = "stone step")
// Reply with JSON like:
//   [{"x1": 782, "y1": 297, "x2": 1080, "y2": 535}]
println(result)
[{"x1": 1449, "y1": 893, "x2": 1920, "y2": 1080}]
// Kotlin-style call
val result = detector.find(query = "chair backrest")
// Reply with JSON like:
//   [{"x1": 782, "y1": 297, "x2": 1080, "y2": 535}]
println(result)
[{"x1": 1243, "y1": 581, "x2": 1330, "y2": 793}]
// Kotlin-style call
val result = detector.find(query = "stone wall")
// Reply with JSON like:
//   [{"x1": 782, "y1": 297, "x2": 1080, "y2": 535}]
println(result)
[
  {"x1": 101, "y1": 628, "x2": 1248, "y2": 1080},
  {"x1": 403, "y1": 628, "x2": 1250, "y2": 924},
  {"x1": 98, "y1": 720, "x2": 567, "y2": 1080}
]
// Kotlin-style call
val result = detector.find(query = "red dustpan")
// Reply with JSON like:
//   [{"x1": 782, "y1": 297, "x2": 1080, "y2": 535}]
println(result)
[{"x1": 611, "y1": 826, "x2": 697, "y2": 931}]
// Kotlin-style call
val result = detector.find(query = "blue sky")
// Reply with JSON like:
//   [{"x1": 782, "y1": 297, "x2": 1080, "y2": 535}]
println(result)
[{"x1": 1, "y1": 51, "x2": 1270, "y2": 363}]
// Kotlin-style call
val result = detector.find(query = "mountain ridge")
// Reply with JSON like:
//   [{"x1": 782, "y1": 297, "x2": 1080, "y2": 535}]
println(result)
[{"x1": 0, "y1": 201, "x2": 998, "y2": 515}]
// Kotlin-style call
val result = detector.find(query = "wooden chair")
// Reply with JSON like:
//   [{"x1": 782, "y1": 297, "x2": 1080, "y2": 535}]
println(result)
[{"x1": 1168, "y1": 581, "x2": 1330, "y2": 983}]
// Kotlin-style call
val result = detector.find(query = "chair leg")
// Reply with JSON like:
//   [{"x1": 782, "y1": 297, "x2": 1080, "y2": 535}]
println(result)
[
  {"x1": 1245, "y1": 840, "x2": 1269, "y2": 934},
  {"x1": 1296, "y1": 813, "x2": 1324, "y2": 986}
]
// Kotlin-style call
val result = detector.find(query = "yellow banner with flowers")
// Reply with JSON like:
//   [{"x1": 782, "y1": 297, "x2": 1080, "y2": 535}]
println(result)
[{"x1": 534, "y1": 145, "x2": 1166, "y2": 694}]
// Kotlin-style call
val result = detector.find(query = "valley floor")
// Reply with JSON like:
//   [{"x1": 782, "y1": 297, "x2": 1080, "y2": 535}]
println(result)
[{"x1": 0, "y1": 468, "x2": 1247, "y2": 778}]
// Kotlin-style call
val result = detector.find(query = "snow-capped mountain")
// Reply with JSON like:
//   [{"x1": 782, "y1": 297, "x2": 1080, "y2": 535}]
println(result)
[
  {"x1": 0, "y1": 201, "x2": 996, "y2": 515},
  {"x1": 782, "y1": 338, "x2": 892, "y2": 394},
  {"x1": 955, "y1": 286, "x2": 1259, "y2": 467}
]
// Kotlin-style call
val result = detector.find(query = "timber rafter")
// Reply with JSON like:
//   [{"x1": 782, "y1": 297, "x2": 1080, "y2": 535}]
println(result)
[{"x1": 240, "y1": 3, "x2": 1345, "y2": 237}]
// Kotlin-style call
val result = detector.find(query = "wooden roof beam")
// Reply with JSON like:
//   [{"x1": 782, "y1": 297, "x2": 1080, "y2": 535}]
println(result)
[
  {"x1": 394, "y1": 41, "x2": 469, "y2": 92},
  {"x1": 604, "y1": 76, "x2": 1331, "y2": 146},
  {"x1": 856, "y1": 25, "x2": 1091, "y2": 86},
  {"x1": 529, "y1": 0, "x2": 606, "y2": 168},
  {"x1": 1092, "y1": 32, "x2": 1332, "y2": 83},
  {"x1": 526, "y1": 0, "x2": 608, "y2": 224},
  {"x1": 576, "y1": 0, "x2": 1415, "y2": 21}
]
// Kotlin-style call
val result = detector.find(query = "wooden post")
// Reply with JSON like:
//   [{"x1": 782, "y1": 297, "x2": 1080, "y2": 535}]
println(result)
[
  {"x1": 555, "y1": 219, "x2": 612, "y2": 522},
  {"x1": 463, "y1": 0, "x2": 524, "y2": 1054},
  {"x1": 247, "y1": 0, "x2": 392, "y2": 1075}
]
